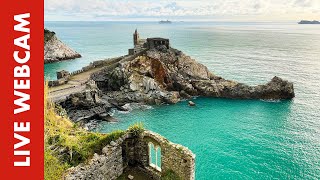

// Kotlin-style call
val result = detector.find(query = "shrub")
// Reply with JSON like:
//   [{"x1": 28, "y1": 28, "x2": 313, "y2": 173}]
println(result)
[{"x1": 128, "y1": 122, "x2": 144, "y2": 137}]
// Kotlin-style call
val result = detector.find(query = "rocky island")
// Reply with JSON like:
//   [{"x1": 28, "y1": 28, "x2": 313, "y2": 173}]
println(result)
[
  {"x1": 49, "y1": 30, "x2": 294, "y2": 128},
  {"x1": 44, "y1": 29, "x2": 81, "y2": 63}
]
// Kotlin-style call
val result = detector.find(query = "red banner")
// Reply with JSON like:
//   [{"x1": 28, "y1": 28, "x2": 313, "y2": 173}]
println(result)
[{"x1": 0, "y1": 0, "x2": 44, "y2": 179}]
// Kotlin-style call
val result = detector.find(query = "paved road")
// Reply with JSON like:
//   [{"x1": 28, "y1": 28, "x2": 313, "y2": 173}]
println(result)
[
  {"x1": 48, "y1": 54, "x2": 138, "y2": 102},
  {"x1": 48, "y1": 67, "x2": 104, "y2": 102}
]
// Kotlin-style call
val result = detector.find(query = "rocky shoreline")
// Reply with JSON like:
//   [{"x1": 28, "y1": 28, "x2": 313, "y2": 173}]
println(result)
[
  {"x1": 56, "y1": 46, "x2": 294, "y2": 129},
  {"x1": 44, "y1": 29, "x2": 81, "y2": 63}
]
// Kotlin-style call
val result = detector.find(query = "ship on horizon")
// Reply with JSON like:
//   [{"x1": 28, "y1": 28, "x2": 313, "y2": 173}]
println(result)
[
  {"x1": 159, "y1": 20, "x2": 172, "y2": 24},
  {"x1": 298, "y1": 20, "x2": 320, "y2": 24}
]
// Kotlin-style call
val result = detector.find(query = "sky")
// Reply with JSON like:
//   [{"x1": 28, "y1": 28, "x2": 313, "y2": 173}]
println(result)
[{"x1": 45, "y1": 0, "x2": 320, "y2": 21}]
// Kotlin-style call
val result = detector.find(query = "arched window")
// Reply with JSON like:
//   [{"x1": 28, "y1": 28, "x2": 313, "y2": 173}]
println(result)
[
  {"x1": 148, "y1": 142, "x2": 161, "y2": 171},
  {"x1": 156, "y1": 147, "x2": 161, "y2": 170}
]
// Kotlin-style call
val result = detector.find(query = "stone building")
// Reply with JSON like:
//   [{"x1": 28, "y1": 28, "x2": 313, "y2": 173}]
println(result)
[
  {"x1": 129, "y1": 30, "x2": 170, "y2": 55},
  {"x1": 56, "y1": 70, "x2": 70, "y2": 79},
  {"x1": 129, "y1": 29, "x2": 146, "y2": 55},
  {"x1": 133, "y1": 29, "x2": 139, "y2": 46},
  {"x1": 146, "y1": 38, "x2": 170, "y2": 49},
  {"x1": 65, "y1": 130, "x2": 195, "y2": 180}
]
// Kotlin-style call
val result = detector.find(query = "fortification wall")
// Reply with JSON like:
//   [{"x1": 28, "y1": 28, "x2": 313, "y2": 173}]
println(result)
[
  {"x1": 48, "y1": 78, "x2": 69, "y2": 87},
  {"x1": 65, "y1": 134, "x2": 128, "y2": 180},
  {"x1": 48, "y1": 49, "x2": 147, "y2": 88},
  {"x1": 124, "y1": 131, "x2": 195, "y2": 180},
  {"x1": 65, "y1": 130, "x2": 195, "y2": 180},
  {"x1": 48, "y1": 56, "x2": 126, "y2": 87}
]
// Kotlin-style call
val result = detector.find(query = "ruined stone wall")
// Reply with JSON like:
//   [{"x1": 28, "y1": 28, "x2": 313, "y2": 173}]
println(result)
[
  {"x1": 64, "y1": 134, "x2": 128, "y2": 180},
  {"x1": 49, "y1": 52, "x2": 148, "y2": 88},
  {"x1": 48, "y1": 78, "x2": 69, "y2": 87},
  {"x1": 65, "y1": 131, "x2": 195, "y2": 180},
  {"x1": 48, "y1": 57, "x2": 124, "y2": 87},
  {"x1": 136, "y1": 131, "x2": 195, "y2": 180}
]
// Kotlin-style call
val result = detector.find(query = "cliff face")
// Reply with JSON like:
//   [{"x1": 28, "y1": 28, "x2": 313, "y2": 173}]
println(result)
[
  {"x1": 59, "y1": 46, "x2": 294, "y2": 124},
  {"x1": 90, "y1": 47, "x2": 294, "y2": 105},
  {"x1": 44, "y1": 29, "x2": 81, "y2": 63}
]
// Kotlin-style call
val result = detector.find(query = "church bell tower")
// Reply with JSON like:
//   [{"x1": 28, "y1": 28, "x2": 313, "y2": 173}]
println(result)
[{"x1": 133, "y1": 29, "x2": 139, "y2": 46}]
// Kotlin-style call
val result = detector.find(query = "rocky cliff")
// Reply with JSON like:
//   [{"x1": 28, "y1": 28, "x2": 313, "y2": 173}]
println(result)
[
  {"x1": 91, "y1": 47, "x2": 294, "y2": 104},
  {"x1": 60, "y1": 46, "x2": 294, "y2": 125},
  {"x1": 44, "y1": 29, "x2": 81, "y2": 63}
]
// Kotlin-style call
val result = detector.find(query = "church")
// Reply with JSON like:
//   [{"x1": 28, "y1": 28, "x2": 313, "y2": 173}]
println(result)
[{"x1": 129, "y1": 29, "x2": 170, "y2": 55}]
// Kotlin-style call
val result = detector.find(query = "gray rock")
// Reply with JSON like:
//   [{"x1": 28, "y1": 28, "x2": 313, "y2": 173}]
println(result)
[
  {"x1": 128, "y1": 174, "x2": 134, "y2": 180},
  {"x1": 188, "y1": 101, "x2": 196, "y2": 106},
  {"x1": 60, "y1": 47, "x2": 294, "y2": 129},
  {"x1": 91, "y1": 47, "x2": 294, "y2": 104},
  {"x1": 110, "y1": 141, "x2": 117, "y2": 146},
  {"x1": 44, "y1": 29, "x2": 81, "y2": 63}
]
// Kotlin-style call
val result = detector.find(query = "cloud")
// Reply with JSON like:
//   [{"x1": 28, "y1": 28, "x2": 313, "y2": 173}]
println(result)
[{"x1": 44, "y1": 0, "x2": 320, "y2": 21}]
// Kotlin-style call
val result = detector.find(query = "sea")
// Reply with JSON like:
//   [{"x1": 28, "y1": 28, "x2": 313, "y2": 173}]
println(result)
[{"x1": 45, "y1": 21, "x2": 320, "y2": 180}]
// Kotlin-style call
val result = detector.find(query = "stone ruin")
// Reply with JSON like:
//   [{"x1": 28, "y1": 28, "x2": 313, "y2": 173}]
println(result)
[
  {"x1": 129, "y1": 29, "x2": 170, "y2": 55},
  {"x1": 57, "y1": 70, "x2": 70, "y2": 79},
  {"x1": 65, "y1": 131, "x2": 195, "y2": 180}
]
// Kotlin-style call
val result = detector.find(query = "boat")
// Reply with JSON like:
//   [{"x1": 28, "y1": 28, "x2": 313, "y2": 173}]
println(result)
[
  {"x1": 159, "y1": 20, "x2": 172, "y2": 24},
  {"x1": 298, "y1": 20, "x2": 320, "y2": 24}
]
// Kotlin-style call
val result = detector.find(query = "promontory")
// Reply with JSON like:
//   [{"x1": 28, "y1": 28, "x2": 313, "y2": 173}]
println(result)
[
  {"x1": 49, "y1": 30, "x2": 295, "y2": 127},
  {"x1": 44, "y1": 29, "x2": 81, "y2": 63}
]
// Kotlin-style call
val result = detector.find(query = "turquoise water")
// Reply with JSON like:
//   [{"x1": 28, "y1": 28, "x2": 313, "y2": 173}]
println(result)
[{"x1": 45, "y1": 22, "x2": 320, "y2": 179}]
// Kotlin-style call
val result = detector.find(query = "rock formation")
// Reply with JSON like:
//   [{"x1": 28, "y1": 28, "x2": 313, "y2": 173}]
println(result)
[
  {"x1": 90, "y1": 47, "x2": 294, "y2": 106},
  {"x1": 44, "y1": 29, "x2": 81, "y2": 63},
  {"x1": 59, "y1": 80, "x2": 127, "y2": 128},
  {"x1": 59, "y1": 46, "x2": 294, "y2": 125}
]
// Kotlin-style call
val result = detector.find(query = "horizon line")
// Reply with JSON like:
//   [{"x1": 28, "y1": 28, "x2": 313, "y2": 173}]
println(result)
[{"x1": 44, "y1": 20, "x2": 302, "y2": 23}]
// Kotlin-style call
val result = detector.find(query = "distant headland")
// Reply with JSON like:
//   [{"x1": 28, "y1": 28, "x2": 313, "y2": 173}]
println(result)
[
  {"x1": 298, "y1": 20, "x2": 320, "y2": 24},
  {"x1": 44, "y1": 29, "x2": 81, "y2": 63}
]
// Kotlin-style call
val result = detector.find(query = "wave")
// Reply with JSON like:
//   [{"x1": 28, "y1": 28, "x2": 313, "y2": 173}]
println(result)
[
  {"x1": 113, "y1": 103, "x2": 153, "y2": 115},
  {"x1": 260, "y1": 99, "x2": 281, "y2": 103}
]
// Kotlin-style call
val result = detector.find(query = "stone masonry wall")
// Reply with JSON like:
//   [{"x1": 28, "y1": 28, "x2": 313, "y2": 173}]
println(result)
[
  {"x1": 135, "y1": 131, "x2": 195, "y2": 180},
  {"x1": 64, "y1": 134, "x2": 128, "y2": 180},
  {"x1": 65, "y1": 131, "x2": 195, "y2": 180}
]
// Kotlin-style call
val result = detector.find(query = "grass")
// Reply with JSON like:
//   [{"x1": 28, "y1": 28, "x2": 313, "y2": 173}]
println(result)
[
  {"x1": 44, "y1": 150, "x2": 67, "y2": 180},
  {"x1": 44, "y1": 84, "x2": 127, "y2": 179},
  {"x1": 161, "y1": 169, "x2": 181, "y2": 180}
]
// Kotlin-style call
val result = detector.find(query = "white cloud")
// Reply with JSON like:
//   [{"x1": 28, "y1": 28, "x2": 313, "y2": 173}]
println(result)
[{"x1": 45, "y1": 0, "x2": 320, "y2": 21}]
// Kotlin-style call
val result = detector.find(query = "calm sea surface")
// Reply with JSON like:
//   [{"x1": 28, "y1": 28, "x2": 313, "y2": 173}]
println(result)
[{"x1": 45, "y1": 21, "x2": 320, "y2": 179}]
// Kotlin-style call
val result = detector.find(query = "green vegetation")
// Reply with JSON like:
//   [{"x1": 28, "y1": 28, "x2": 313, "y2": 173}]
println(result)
[
  {"x1": 44, "y1": 150, "x2": 67, "y2": 180},
  {"x1": 44, "y1": 85, "x2": 128, "y2": 179},
  {"x1": 128, "y1": 122, "x2": 144, "y2": 137},
  {"x1": 161, "y1": 169, "x2": 181, "y2": 180},
  {"x1": 44, "y1": 29, "x2": 56, "y2": 43}
]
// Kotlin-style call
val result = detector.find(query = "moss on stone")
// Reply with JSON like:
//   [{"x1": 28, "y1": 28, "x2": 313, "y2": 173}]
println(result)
[{"x1": 161, "y1": 169, "x2": 181, "y2": 180}]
